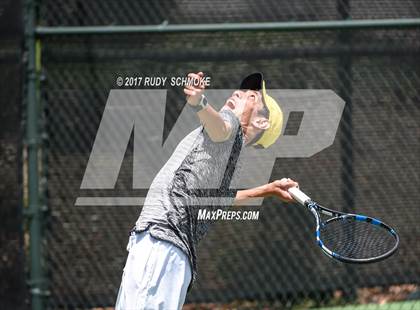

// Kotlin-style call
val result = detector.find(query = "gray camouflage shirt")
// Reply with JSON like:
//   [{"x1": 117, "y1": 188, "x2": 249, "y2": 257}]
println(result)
[{"x1": 135, "y1": 109, "x2": 244, "y2": 288}]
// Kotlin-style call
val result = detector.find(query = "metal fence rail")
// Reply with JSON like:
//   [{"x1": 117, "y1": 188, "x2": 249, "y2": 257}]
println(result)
[{"x1": 35, "y1": 18, "x2": 420, "y2": 35}]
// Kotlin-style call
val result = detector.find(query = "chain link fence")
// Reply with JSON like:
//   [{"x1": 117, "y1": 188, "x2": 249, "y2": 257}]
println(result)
[
  {"x1": 29, "y1": 0, "x2": 420, "y2": 309},
  {"x1": 38, "y1": 0, "x2": 420, "y2": 26}
]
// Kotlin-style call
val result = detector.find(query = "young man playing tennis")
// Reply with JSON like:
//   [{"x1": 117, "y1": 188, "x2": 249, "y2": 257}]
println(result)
[{"x1": 116, "y1": 72, "x2": 299, "y2": 309}]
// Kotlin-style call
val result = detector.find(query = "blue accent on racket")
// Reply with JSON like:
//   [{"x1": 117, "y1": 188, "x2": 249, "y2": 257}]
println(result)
[{"x1": 288, "y1": 187, "x2": 399, "y2": 264}]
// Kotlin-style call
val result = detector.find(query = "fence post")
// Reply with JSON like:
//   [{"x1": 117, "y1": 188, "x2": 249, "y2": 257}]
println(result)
[
  {"x1": 337, "y1": 0, "x2": 357, "y2": 301},
  {"x1": 24, "y1": 0, "x2": 45, "y2": 309}
]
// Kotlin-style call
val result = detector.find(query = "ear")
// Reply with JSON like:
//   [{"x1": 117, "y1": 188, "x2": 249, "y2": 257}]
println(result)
[{"x1": 251, "y1": 116, "x2": 270, "y2": 130}]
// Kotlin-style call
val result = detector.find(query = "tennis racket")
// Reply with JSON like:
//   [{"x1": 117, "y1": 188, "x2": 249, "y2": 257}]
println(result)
[{"x1": 288, "y1": 187, "x2": 399, "y2": 263}]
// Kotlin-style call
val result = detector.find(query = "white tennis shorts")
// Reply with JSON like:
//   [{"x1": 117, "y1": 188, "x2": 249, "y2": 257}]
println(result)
[{"x1": 115, "y1": 231, "x2": 191, "y2": 310}]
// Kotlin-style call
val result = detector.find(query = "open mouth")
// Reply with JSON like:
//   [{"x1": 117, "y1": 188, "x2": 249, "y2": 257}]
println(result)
[{"x1": 226, "y1": 98, "x2": 236, "y2": 109}]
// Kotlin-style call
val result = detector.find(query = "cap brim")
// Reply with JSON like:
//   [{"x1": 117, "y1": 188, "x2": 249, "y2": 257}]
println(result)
[{"x1": 240, "y1": 72, "x2": 264, "y2": 91}]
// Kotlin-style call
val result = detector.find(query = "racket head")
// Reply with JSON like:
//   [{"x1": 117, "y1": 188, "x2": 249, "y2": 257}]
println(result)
[{"x1": 316, "y1": 213, "x2": 399, "y2": 263}]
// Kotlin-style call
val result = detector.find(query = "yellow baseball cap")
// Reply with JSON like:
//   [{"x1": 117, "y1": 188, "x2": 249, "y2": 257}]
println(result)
[{"x1": 240, "y1": 73, "x2": 283, "y2": 148}]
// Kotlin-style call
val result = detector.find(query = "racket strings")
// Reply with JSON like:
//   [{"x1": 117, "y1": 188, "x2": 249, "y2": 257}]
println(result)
[{"x1": 320, "y1": 218, "x2": 396, "y2": 259}]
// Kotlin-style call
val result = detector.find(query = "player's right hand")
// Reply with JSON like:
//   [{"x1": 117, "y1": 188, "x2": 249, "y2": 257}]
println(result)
[
  {"x1": 268, "y1": 178, "x2": 299, "y2": 203},
  {"x1": 184, "y1": 72, "x2": 206, "y2": 106}
]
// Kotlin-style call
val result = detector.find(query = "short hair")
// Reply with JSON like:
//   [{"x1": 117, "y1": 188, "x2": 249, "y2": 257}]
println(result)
[{"x1": 259, "y1": 103, "x2": 269, "y2": 119}]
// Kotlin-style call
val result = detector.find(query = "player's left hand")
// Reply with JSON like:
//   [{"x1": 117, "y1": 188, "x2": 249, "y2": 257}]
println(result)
[
  {"x1": 184, "y1": 72, "x2": 206, "y2": 106},
  {"x1": 267, "y1": 178, "x2": 299, "y2": 202}
]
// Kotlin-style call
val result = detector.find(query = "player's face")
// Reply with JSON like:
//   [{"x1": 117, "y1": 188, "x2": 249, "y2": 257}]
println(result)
[{"x1": 221, "y1": 90, "x2": 264, "y2": 125}]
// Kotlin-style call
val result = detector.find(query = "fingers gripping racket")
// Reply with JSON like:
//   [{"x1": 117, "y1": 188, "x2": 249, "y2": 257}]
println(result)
[{"x1": 288, "y1": 187, "x2": 399, "y2": 263}]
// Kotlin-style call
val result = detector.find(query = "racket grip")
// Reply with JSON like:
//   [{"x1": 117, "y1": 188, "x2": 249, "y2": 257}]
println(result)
[{"x1": 288, "y1": 187, "x2": 311, "y2": 205}]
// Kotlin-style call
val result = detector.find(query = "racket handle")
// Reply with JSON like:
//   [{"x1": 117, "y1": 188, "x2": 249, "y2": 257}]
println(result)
[{"x1": 288, "y1": 187, "x2": 311, "y2": 205}]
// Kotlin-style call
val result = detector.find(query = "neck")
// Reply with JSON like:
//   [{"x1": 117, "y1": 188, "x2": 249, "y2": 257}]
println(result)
[{"x1": 242, "y1": 126, "x2": 260, "y2": 146}]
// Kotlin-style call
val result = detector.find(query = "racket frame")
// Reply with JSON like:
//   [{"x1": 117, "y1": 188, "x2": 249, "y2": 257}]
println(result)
[{"x1": 288, "y1": 187, "x2": 399, "y2": 264}]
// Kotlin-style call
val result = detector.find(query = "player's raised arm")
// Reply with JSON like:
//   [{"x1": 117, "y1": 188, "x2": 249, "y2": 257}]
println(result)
[{"x1": 184, "y1": 72, "x2": 232, "y2": 142}]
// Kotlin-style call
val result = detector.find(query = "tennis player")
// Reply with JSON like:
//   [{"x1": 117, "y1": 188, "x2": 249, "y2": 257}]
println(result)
[{"x1": 115, "y1": 72, "x2": 298, "y2": 309}]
